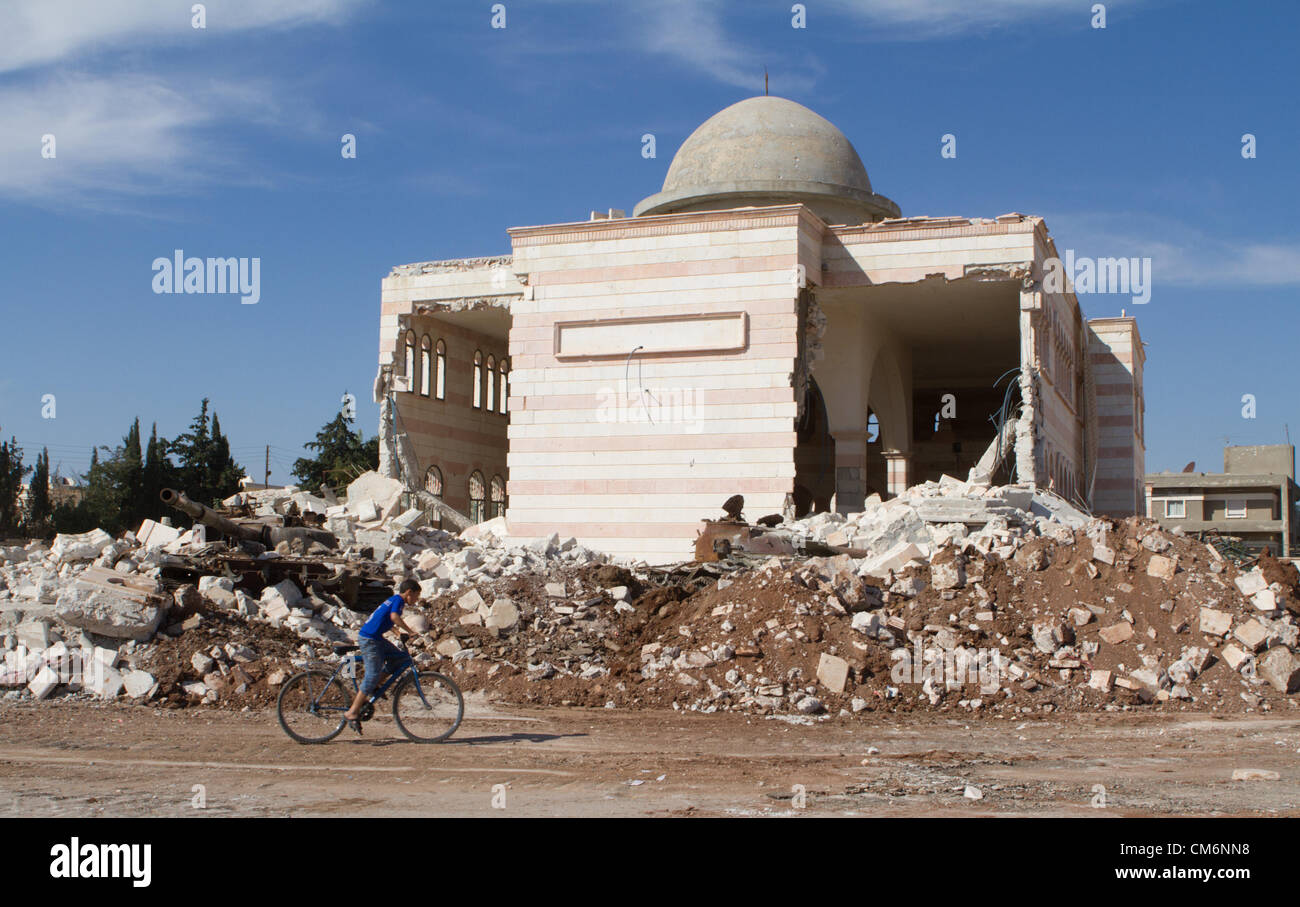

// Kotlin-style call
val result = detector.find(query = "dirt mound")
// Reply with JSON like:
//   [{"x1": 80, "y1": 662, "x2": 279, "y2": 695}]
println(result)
[
  {"x1": 137, "y1": 607, "x2": 306, "y2": 709},
  {"x1": 397, "y1": 515, "x2": 1300, "y2": 717}
]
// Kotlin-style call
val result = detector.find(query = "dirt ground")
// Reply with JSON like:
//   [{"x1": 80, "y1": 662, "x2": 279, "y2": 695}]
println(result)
[{"x1": 1, "y1": 700, "x2": 1298, "y2": 817}]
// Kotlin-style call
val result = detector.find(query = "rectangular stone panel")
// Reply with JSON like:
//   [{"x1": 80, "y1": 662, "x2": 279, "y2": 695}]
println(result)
[{"x1": 554, "y1": 312, "x2": 748, "y2": 359}]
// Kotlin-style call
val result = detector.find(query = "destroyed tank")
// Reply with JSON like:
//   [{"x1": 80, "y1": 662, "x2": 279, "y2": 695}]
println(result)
[{"x1": 160, "y1": 488, "x2": 337, "y2": 550}]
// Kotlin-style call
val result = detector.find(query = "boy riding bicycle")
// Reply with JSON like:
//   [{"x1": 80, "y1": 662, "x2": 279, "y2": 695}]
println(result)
[{"x1": 343, "y1": 578, "x2": 422, "y2": 733}]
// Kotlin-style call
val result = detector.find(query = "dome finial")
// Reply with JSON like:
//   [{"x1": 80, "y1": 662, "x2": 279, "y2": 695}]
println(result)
[{"x1": 764, "y1": 67, "x2": 768, "y2": 96}]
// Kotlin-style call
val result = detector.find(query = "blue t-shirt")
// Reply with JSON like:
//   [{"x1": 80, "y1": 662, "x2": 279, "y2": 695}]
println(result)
[{"x1": 360, "y1": 593, "x2": 405, "y2": 639}]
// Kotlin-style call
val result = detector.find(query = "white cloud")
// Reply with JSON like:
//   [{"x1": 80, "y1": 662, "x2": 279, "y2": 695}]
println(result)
[
  {"x1": 1047, "y1": 212, "x2": 1300, "y2": 287},
  {"x1": 586, "y1": 0, "x2": 1150, "y2": 91},
  {"x1": 629, "y1": 0, "x2": 817, "y2": 94},
  {"x1": 0, "y1": 72, "x2": 275, "y2": 203},
  {"x1": 822, "y1": 0, "x2": 1135, "y2": 38},
  {"x1": 0, "y1": 0, "x2": 362, "y2": 204},
  {"x1": 0, "y1": 0, "x2": 369, "y2": 73}
]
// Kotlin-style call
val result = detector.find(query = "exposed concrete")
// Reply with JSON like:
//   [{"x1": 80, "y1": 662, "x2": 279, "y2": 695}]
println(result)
[{"x1": 1225, "y1": 445, "x2": 1294, "y2": 479}]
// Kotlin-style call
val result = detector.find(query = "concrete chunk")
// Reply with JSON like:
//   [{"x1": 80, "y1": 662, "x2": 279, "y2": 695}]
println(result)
[
  {"x1": 51, "y1": 529, "x2": 114, "y2": 563},
  {"x1": 816, "y1": 652, "x2": 850, "y2": 693},
  {"x1": 1233, "y1": 619, "x2": 1270, "y2": 653},
  {"x1": 55, "y1": 584, "x2": 165, "y2": 642},
  {"x1": 1098, "y1": 622, "x2": 1134, "y2": 645},
  {"x1": 862, "y1": 541, "x2": 927, "y2": 578},
  {"x1": 89, "y1": 664, "x2": 124, "y2": 699},
  {"x1": 391, "y1": 508, "x2": 428, "y2": 530},
  {"x1": 485, "y1": 598, "x2": 520, "y2": 632},
  {"x1": 1146, "y1": 554, "x2": 1176, "y2": 581},
  {"x1": 346, "y1": 471, "x2": 404, "y2": 520},
  {"x1": 1234, "y1": 569, "x2": 1268, "y2": 598},
  {"x1": 260, "y1": 579, "x2": 303, "y2": 617},
  {"x1": 16, "y1": 619, "x2": 52, "y2": 650},
  {"x1": 123, "y1": 669, "x2": 157, "y2": 699},
  {"x1": 1221, "y1": 643, "x2": 1252, "y2": 672},
  {"x1": 1068, "y1": 607, "x2": 1094, "y2": 627},
  {"x1": 930, "y1": 556, "x2": 966, "y2": 591},
  {"x1": 1199, "y1": 607, "x2": 1232, "y2": 637},
  {"x1": 198, "y1": 575, "x2": 236, "y2": 609},
  {"x1": 457, "y1": 589, "x2": 486, "y2": 612},
  {"x1": 1252, "y1": 589, "x2": 1278, "y2": 613},
  {"x1": 136, "y1": 519, "x2": 182, "y2": 550},
  {"x1": 27, "y1": 665, "x2": 60, "y2": 700},
  {"x1": 1257, "y1": 647, "x2": 1300, "y2": 693}
]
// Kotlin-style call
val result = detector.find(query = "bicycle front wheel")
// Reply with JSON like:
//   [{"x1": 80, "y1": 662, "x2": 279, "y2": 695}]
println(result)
[
  {"x1": 277, "y1": 669, "x2": 350, "y2": 744},
  {"x1": 393, "y1": 671, "x2": 464, "y2": 743}
]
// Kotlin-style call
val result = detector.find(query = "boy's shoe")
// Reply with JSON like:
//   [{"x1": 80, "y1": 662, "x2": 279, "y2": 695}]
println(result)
[{"x1": 347, "y1": 718, "x2": 363, "y2": 736}]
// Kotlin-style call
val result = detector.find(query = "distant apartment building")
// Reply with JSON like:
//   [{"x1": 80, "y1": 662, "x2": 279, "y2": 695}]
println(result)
[
  {"x1": 17, "y1": 476, "x2": 84, "y2": 511},
  {"x1": 1145, "y1": 445, "x2": 1298, "y2": 557}
]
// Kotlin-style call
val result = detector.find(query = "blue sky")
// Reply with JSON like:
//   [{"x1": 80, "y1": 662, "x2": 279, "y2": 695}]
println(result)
[{"x1": 1, "y1": 0, "x2": 1296, "y2": 484}]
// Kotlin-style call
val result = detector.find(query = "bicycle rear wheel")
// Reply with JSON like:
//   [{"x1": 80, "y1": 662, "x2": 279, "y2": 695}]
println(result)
[
  {"x1": 277, "y1": 670, "x2": 350, "y2": 744},
  {"x1": 393, "y1": 671, "x2": 464, "y2": 743}
]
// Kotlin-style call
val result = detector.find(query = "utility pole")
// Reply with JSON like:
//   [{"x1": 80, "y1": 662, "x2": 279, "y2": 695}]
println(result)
[{"x1": 265, "y1": 445, "x2": 270, "y2": 488}]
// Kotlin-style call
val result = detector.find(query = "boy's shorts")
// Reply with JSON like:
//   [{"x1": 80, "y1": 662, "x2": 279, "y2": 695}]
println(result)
[{"x1": 358, "y1": 635, "x2": 410, "y2": 695}]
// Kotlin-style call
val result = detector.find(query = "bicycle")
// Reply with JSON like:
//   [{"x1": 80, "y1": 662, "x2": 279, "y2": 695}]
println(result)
[{"x1": 276, "y1": 637, "x2": 463, "y2": 744}]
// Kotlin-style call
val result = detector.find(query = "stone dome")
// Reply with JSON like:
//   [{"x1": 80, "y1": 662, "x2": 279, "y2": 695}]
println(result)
[{"x1": 634, "y1": 96, "x2": 899, "y2": 225}]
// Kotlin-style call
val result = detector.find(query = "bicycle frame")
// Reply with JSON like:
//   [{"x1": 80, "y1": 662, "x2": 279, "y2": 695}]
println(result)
[{"x1": 314, "y1": 639, "x2": 433, "y2": 716}]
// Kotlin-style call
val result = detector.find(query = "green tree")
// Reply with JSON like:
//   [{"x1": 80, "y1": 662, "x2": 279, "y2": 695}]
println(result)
[
  {"x1": 23, "y1": 448, "x2": 52, "y2": 537},
  {"x1": 0, "y1": 434, "x2": 29, "y2": 536},
  {"x1": 44, "y1": 403, "x2": 240, "y2": 535},
  {"x1": 140, "y1": 423, "x2": 174, "y2": 522},
  {"x1": 206, "y1": 412, "x2": 243, "y2": 499},
  {"x1": 68, "y1": 417, "x2": 173, "y2": 535},
  {"x1": 293, "y1": 411, "x2": 380, "y2": 493},
  {"x1": 120, "y1": 418, "x2": 144, "y2": 528},
  {"x1": 171, "y1": 398, "x2": 212, "y2": 493},
  {"x1": 171, "y1": 399, "x2": 243, "y2": 506}
]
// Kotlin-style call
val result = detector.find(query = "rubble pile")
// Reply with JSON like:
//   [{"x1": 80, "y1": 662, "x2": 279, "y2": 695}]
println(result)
[
  {"x1": 402, "y1": 481, "x2": 1300, "y2": 717},
  {"x1": 3, "y1": 472, "x2": 1299, "y2": 719},
  {"x1": 0, "y1": 471, "x2": 607, "y2": 707}
]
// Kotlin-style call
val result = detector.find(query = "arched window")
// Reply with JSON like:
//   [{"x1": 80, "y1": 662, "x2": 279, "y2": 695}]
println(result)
[
  {"x1": 435, "y1": 339, "x2": 446, "y2": 400},
  {"x1": 485, "y1": 355, "x2": 496, "y2": 413},
  {"x1": 424, "y1": 465, "x2": 444, "y2": 530},
  {"x1": 473, "y1": 350, "x2": 483, "y2": 409},
  {"x1": 469, "y1": 470, "x2": 486, "y2": 523},
  {"x1": 499, "y1": 358, "x2": 508, "y2": 414},
  {"x1": 424, "y1": 465, "x2": 443, "y2": 497},
  {"x1": 490, "y1": 474, "x2": 506, "y2": 518},
  {"x1": 419, "y1": 335, "x2": 431, "y2": 396},
  {"x1": 403, "y1": 330, "x2": 417, "y2": 392}
]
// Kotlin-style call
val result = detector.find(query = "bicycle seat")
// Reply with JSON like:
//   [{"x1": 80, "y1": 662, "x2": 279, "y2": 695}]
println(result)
[{"x1": 332, "y1": 644, "x2": 359, "y2": 655}]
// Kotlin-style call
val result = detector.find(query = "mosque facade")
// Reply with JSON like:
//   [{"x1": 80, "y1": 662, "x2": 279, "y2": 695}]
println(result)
[{"x1": 376, "y1": 96, "x2": 1145, "y2": 564}]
